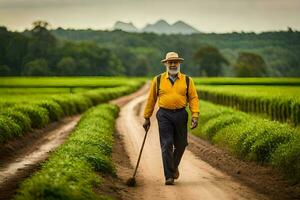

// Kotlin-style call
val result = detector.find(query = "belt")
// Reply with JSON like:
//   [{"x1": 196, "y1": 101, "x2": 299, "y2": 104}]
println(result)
[{"x1": 159, "y1": 107, "x2": 186, "y2": 112}]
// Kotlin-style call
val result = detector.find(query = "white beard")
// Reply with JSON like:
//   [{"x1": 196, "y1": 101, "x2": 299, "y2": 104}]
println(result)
[{"x1": 167, "y1": 66, "x2": 180, "y2": 75}]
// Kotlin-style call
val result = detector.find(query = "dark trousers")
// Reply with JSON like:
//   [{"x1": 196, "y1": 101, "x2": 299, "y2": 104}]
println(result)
[{"x1": 156, "y1": 107, "x2": 188, "y2": 179}]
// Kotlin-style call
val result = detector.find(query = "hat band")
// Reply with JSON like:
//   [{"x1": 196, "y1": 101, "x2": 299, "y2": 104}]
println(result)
[{"x1": 161, "y1": 57, "x2": 184, "y2": 62}]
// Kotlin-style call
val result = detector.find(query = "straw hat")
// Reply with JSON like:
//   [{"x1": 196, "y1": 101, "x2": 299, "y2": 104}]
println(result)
[{"x1": 161, "y1": 52, "x2": 184, "y2": 63}]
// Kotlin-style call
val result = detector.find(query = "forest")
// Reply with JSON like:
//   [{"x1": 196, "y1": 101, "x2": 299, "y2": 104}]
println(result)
[{"x1": 0, "y1": 21, "x2": 299, "y2": 77}]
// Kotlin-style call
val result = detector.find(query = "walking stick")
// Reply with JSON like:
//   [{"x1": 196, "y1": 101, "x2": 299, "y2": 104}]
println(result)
[{"x1": 126, "y1": 128, "x2": 149, "y2": 187}]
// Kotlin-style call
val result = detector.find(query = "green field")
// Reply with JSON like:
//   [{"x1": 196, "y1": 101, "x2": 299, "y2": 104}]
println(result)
[
  {"x1": 193, "y1": 77, "x2": 300, "y2": 86},
  {"x1": 1, "y1": 76, "x2": 300, "y2": 197},
  {"x1": 0, "y1": 76, "x2": 146, "y2": 88},
  {"x1": 0, "y1": 77, "x2": 145, "y2": 143},
  {"x1": 196, "y1": 85, "x2": 300, "y2": 126},
  {"x1": 197, "y1": 85, "x2": 300, "y2": 98},
  {"x1": 0, "y1": 76, "x2": 146, "y2": 199},
  {"x1": 189, "y1": 100, "x2": 300, "y2": 181},
  {"x1": 0, "y1": 87, "x2": 93, "y2": 94}
]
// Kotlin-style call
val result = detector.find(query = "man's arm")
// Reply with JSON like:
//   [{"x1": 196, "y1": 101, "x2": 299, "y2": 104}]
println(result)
[
  {"x1": 187, "y1": 77, "x2": 199, "y2": 129},
  {"x1": 143, "y1": 77, "x2": 158, "y2": 131}
]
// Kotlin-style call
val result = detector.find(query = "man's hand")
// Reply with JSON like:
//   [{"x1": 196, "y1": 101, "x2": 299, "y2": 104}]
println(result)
[
  {"x1": 190, "y1": 117, "x2": 198, "y2": 129},
  {"x1": 143, "y1": 118, "x2": 151, "y2": 131}
]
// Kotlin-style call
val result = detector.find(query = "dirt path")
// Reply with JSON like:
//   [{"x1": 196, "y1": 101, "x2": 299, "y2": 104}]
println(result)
[{"x1": 114, "y1": 94, "x2": 269, "y2": 200}]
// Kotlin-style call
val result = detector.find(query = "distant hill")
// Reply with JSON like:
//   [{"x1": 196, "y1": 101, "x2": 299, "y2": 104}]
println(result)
[
  {"x1": 113, "y1": 19, "x2": 200, "y2": 34},
  {"x1": 142, "y1": 20, "x2": 171, "y2": 34},
  {"x1": 113, "y1": 21, "x2": 138, "y2": 32},
  {"x1": 143, "y1": 20, "x2": 200, "y2": 34},
  {"x1": 172, "y1": 20, "x2": 200, "y2": 34}
]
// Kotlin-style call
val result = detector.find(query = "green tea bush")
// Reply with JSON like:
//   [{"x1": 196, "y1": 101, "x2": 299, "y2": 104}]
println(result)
[
  {"x1": 197, "y1": 85, "x2": 300, "y2": 126},
  {"x1": 202, "y1": 114, "x2": 244, "y2": 140},
  {"x1": 35, "y1": 100, "x2": 64, "y2": 121},
  {"x1": 193, "y1": 77, "x2": 300, "y2": 86},
  {"x1": 0, "y1": 109, "x2": 31, "y2": 132},
  {"x1": 0, "y1": 115, "x2": 22, "y2": 142},
  {"x1": 15, "y1": 104, "x2": 119, "y2": 200},
  {"x1": 51, "y1": 95, "x2": 78, "y2": 116},
  {"x1": 191, "y1": 100, "x2": 300, "y2": 181},
  {"x1": 271, "y1": 134, "x2": 300, "y2": 182},
  {"x1": 247, "y1": 122, "x2": 294, "y2": 162},
  {"x1": 15, "y1": 157, "x2": 102, "y2": 200},
  {"x1": 0, "y1": 79, "x2": 144, "y2": 143},
  {"x1": 12, "y1": 105, "x2": 49, "y2": 129}
]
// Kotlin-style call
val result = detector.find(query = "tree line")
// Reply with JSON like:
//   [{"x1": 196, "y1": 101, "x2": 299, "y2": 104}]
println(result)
[
  {"x1": 1, "y1": 21, "x2": 299, "y2": 77},
  {"x1": 0, "y1": 21, "x2": 124, "y2": 76}
]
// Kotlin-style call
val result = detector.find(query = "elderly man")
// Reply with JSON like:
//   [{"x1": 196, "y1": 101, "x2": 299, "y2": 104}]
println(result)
[{"x1": 143, "y1": 52, "x2": 199, "y2": 185}]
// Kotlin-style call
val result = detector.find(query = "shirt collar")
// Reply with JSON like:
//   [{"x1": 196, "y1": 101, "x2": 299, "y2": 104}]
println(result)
[{"x1": 165, "y1": 71, "x2": 182, "y2": 79}]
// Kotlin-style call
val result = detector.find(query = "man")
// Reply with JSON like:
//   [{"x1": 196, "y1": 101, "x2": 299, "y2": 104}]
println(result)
[{"x1": 143, "y1": 52, "x2": 199, "y2": 185}]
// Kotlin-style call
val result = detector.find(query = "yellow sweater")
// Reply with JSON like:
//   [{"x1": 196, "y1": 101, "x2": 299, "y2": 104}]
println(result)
[{"x1": 143, "y1": 72, "x2": 199, "y2": 119}]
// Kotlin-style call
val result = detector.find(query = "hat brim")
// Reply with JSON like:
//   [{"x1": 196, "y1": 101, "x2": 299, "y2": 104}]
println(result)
[{"x1": 161, "y1": 57, "x2": 184, "y2": 63}]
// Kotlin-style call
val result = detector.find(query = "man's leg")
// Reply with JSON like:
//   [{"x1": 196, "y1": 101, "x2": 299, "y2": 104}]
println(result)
[
  {"x1": 173, "y1": 109, "x2": 188, "y2": 170},
  {"x1": 156, "y1": 109, "x2": 175, "y2": 180}
]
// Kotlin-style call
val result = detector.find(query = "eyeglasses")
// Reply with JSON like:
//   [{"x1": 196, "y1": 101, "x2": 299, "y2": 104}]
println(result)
[{"x1": 167, "y1": 61, "x2": 180, "y2": 65}]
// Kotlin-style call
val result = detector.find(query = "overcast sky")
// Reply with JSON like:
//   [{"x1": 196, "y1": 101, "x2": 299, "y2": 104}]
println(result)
[{"x1": 0, "y1": 0, "x2": 299, "y2": 33}]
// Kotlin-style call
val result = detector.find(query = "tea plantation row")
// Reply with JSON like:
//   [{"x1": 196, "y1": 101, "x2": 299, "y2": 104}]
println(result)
[
  {"x1": 190, "y1": 100, "x2": 300, "y2": 182},
  {"x1": 15, "y1": 104, "x2": 119, "y2": 200},
  {"x1": 0, "y1": 80, "x2": 144, "y2": 143},
  {"x1": 196, "y1": 85, "x2": 300, "y2": 126}
]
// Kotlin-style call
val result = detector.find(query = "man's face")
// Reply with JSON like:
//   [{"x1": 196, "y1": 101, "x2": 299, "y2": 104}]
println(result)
[{"x1": 164, "y1": 60, "x2": 181, "y2": 75}]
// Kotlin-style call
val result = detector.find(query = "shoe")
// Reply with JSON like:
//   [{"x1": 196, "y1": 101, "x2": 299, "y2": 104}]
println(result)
[
  {"x1": 165, "y1": 178, "x2": 174, "y2": 185},
  {"x1": 173, "y1": 168, "x2": 179, "y2": 179}
]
